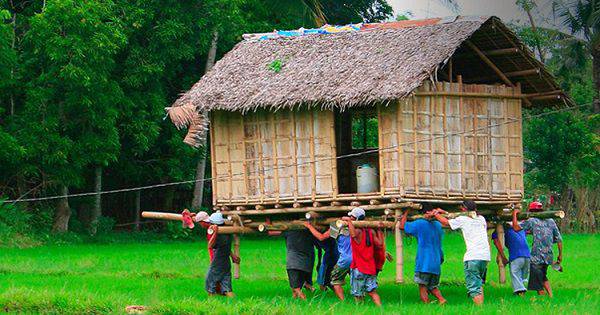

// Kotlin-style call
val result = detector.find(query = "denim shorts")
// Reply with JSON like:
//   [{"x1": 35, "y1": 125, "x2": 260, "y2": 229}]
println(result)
[
  {"x1": 464, "y1": 260, "x2": 488, "y2": 298},
  {"x1": 350, "y1": 268, "x2": 378, "y2": 297}
]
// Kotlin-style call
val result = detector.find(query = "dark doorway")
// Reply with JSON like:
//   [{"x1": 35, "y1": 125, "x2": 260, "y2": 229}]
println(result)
[{"x1": 334, "y1": 107, "x2": 380, "y2": 194}]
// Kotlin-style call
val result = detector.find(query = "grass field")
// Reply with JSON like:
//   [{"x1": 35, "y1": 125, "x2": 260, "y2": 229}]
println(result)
[{"x1": 1, "y1": 233, "x2": 598, "y2": 314}]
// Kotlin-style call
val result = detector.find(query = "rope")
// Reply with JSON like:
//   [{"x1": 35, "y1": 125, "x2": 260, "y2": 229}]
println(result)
[{"x1": 1, "y1": 103, "x2": 591, "y2": 204}]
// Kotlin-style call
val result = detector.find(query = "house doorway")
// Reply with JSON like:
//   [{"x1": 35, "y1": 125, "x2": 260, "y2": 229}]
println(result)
[{"x1": 334, "y1": 107, "x2": 380, "y2": 194}]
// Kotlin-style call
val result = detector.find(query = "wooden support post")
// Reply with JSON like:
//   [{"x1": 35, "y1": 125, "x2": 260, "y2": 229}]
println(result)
[
  {"x1": 394, "y1": 210, "x2": 404, "y2": 283},
  {"x1": 233, "y1": 222, "x2": 241, "y2": 279},
  {"x1": 134, "y1": 190, "x2": 141, "y2": 231},
  {"x1": 496, "y1": 223, "x2": 506, "y2": 284}
]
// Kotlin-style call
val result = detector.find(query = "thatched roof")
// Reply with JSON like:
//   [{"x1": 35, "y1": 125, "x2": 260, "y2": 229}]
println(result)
[{"x1": 170, "y1": 16, "x2": 569, "y2": 147}]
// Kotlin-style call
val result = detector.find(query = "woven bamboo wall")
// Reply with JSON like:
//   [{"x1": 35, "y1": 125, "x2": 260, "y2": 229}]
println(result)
[
  {"x1": 379, "y1": 81, "x2": 523, "y2": 200},
  {"x1": 210, "y1": 109, "x2": 337, "y2": 205}
]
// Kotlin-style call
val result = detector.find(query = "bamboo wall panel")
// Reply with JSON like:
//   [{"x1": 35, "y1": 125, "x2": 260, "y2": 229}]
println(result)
[
  {"x1": 211, "y1": 109, "x2": 336, "y2": 205},
  {"x1": 392, "y1": 81, "x2": 523, "y2": 200}
]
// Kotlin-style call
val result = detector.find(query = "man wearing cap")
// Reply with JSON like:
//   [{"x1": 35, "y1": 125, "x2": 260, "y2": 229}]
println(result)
[
  {"x1": 205, "y1": 212, "x2": 240, "y2": 297},
  {"x1": 193, "y1": 211, "x2": 215, "y2": 261},
  {"x1": 400, "y1": 203, "x2": 446, "y2": 304},
  {"x1": 303, "y1": 218, "x2": 350, "y2": 300},
  {"x1": 342, "y1": 207, "x2": 382, "y2": 306},
  {"x1": 512, "y1": 202, "x2": 563, "y2": 297},
  {"x1": 433, "y1": 200, "x2": 490, "y2": 305},
  {"x1": 491, "y1": 221, "x2": 531, "y2": 296},
  {"x1": 284, "y1": 228, "x2": 316, "y2": 299}
]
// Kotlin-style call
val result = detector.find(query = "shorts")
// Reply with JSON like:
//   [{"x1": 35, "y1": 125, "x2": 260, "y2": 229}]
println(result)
[
  {"x1": 414, "y1": 272, "x2": 440, "y2": 291},
  {"x1": 287, "y1": 269, "x2": 312, "y2": 289},
  {"x1": 330, "y1": 264, "x2": 350, "y2": 286},
  {"x1": 205, "y1": 270, "x2": 232, "y2": 294},
  {"x1": 528, "y1": 263, "x2": 549, "y2": 291},
  {"x1": 464, "y1": 260, "x2": 488, "y2": 298},
  {"x1": 350, "y1": 268, "x2": 378, "y2": 297}
]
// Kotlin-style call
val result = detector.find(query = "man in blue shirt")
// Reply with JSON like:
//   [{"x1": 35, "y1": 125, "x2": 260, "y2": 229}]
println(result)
[
  {"x1": 303, "y1": 219, "x2": 352, "y2": 301},
  {"x1": 399, "y1": 203, "x2": 446, "y2": 304},
  {"x1": 492, "y1": 223, "x2": 531, "y2": 295}
]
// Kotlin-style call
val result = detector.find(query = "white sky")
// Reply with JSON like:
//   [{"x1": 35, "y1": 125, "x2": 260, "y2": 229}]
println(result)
[{"x1": 389, "y1": 0, "x2": 561, "y2": 28}]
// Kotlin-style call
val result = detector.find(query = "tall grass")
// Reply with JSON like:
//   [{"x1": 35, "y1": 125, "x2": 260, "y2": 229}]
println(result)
[{"x1": 1, "y1": 233, "x2": 598, "y2": 314}]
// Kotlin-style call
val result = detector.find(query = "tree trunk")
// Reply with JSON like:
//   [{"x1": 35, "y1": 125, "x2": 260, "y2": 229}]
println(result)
[
  {"x1": 134, "y1": 190, "x2": 141, "y2": 231},
  {"x1": 89, "y1": 166, "x2": 102, "y2": 235},
  {"x1": 52, "y1": 185, "x2": 71, "y2": 233},
  {"x1": 524, "y1": 6, "x2": 545, "y2": 63},
  {"x1": 592, "y1": 46, "x2": 600, "y2": 114},
  {"x1": 191, "y1": 30, "x2": 219, "y2": 209}
]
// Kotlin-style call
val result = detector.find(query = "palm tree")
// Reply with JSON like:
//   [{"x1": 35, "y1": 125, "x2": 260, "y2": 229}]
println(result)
[{"x1": 556, "y1": 0, "x2": 600, "y2": 113}]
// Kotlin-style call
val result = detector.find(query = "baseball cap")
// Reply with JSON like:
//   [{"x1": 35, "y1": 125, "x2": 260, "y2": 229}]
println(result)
[
  {"x1": 348, "y1": 207, "x2": 366, "y2": 220},
  {"x1": 194, "y1": 211, "x2": 210, "y2": 223},
  {"x1": 209, "y1": 212, "x2": 225, "y2": 225}
]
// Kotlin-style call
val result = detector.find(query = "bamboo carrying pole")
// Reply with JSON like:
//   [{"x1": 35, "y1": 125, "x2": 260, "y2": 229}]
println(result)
[
  {"x1": 394, "y1": 210, "x2": 403, "y2": 284},
  {"x1": 141, "y1": 211, "x2": 182, "y2": 221},
  {"x1": 207, "y1": 226, "x2": 256, "y2": 235},
  {"x1": 495, "y1": 210, "x2": 565, "y2": 220}
]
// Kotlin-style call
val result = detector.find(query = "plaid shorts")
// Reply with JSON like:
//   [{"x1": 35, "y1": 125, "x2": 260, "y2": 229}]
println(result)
[
  {"x1": 330, "y1": 264, "x2": 350, "y2": 286},
  {"x1": 350, "y1": 268, "x2": 378, "y2": 297}
]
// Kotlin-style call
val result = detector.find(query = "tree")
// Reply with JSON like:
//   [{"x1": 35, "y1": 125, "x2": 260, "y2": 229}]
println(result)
[
  {"x1": 556, "y1": 0, "x2": 600, "y2": 113},
  {"x1": 17, "y1": 0, "x2": 125, "y2": 232}
]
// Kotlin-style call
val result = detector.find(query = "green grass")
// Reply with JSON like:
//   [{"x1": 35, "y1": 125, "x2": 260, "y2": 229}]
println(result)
[{"x1": 1, "y1": 233, "x2": 598, "y2": 314}]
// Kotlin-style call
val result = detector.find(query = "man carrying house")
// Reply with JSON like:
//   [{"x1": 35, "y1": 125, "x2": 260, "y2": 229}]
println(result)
[
  {"x1": 512, "y1": 201, "x2": 563, "y2": 297},
  {"x1": 342, "y1": 207, "x2": 383, "y2": 306},
  {"x1": 302, "y1": 221, "x2": 349, "y2": 300},
  {"x1": 205, "y1": 212, "x2": 240, "y2": 297},
  {"x1": 284, "y1": 229, "x2": 316, "y2": 299},
  {"x1": 399, "y1": 203, "x2": 446, "y2": 304},
  {"x1": 491, "y1": 221, "x2": 531, "y2": 296},
  {"x1": 432, "y1": 200, "x2": 490, "y2": 305}
]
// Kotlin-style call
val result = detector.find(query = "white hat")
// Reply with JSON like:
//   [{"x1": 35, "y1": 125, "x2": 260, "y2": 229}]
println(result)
[
  {"x1": 194, "y1": 211, "x2": 210, "y2": 223},
  {"x1": 209, "y1": 212, "x2": 225, "y2": 225},
  {"x1": 348, "y1": 207, "x2": 366, "y2": 220}
]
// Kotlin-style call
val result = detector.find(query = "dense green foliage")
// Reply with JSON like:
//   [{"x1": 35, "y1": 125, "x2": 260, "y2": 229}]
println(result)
[
  {"x1": 0, "y1": 0, "x2": 392, "y2": 236},
  {"x1": 1, "y1": 234, "x2": 598, "y2": 314}
]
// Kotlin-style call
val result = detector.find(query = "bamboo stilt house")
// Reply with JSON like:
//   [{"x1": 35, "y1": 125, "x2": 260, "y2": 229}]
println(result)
[{"x1": 168, "y1": 16, "x2": 570, "y2": 215}]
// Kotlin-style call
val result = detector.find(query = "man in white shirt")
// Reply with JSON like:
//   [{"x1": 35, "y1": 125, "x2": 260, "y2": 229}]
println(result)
[{"x1": 432, "y1": 200, "x2": 490, "y2": 305}]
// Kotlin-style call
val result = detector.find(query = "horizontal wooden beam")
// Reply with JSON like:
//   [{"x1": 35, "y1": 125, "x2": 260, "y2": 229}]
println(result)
[
  {"x1": 221, "y1": 202, "x2": 419, "y2": 216},
  {"x1": 484, "y1": 47, "x2": 520, "y2": 56},
  {"x1": 524, "y1": 90, "x2": 563, "y2": 99},
  {"x1": 467, "y1": 69, "x2": 541, "y2": 83}
]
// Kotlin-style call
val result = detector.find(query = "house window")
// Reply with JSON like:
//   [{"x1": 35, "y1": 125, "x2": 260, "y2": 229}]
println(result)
[{"x1": 351, "y1": 110, "x2": 378, "y2": 149}]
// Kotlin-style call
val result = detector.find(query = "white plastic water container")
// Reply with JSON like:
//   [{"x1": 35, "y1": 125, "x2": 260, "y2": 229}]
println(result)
[{"x1": 356, "y1": 164, "x2": 379, "y2": 193}]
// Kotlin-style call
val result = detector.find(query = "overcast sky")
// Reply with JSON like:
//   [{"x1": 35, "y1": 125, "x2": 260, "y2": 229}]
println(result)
[{"x1": 389, "y1": 0, "x2": 561, "y2": 28}]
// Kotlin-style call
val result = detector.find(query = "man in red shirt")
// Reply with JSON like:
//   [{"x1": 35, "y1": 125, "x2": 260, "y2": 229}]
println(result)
[{"x1": 342, "y1": 207, "x2": 382, "y2": 306}]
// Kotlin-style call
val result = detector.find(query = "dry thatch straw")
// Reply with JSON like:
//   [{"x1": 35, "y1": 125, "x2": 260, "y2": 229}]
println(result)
[{"x1": 170, "y1": 16, "x2": 567, "y2": 147}]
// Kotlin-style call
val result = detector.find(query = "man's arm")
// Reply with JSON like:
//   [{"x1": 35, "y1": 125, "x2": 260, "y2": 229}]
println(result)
[
  {"x1": 492, "y1": 236, "x2": 509, "y2": 265},
  {"x1": 557, "y1": 241, "x2": 563, "y2": 264},
  {"x1": 207, "y1": 225, "x2": 218, "y2": 248},
  {"x1": 399, "y1": 210, "x2": 409, "y2": 230},
  {"x1": 230, "y1": 251, "x2": 241, "y2": 263},
  {"x1": 343, "y1": 217, "x2": 361, "y2": 243},
  {"x1": 373, "y1": 228, "x2": 384, "y2": 247},
  {"x1": 302, "y1": 221, "x2": 330, "y2": 241},
  {"x1": 432, "y1": 209, "x2": 450, "y2": 227},
  {"x1": 512, "y1": 210, "x2": 523, "y2": 232}
]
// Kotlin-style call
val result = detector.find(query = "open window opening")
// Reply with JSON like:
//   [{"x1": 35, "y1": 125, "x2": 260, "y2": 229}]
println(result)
[{"x1": 335, "y1": 108, "x2": 380, "y2": 194}]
